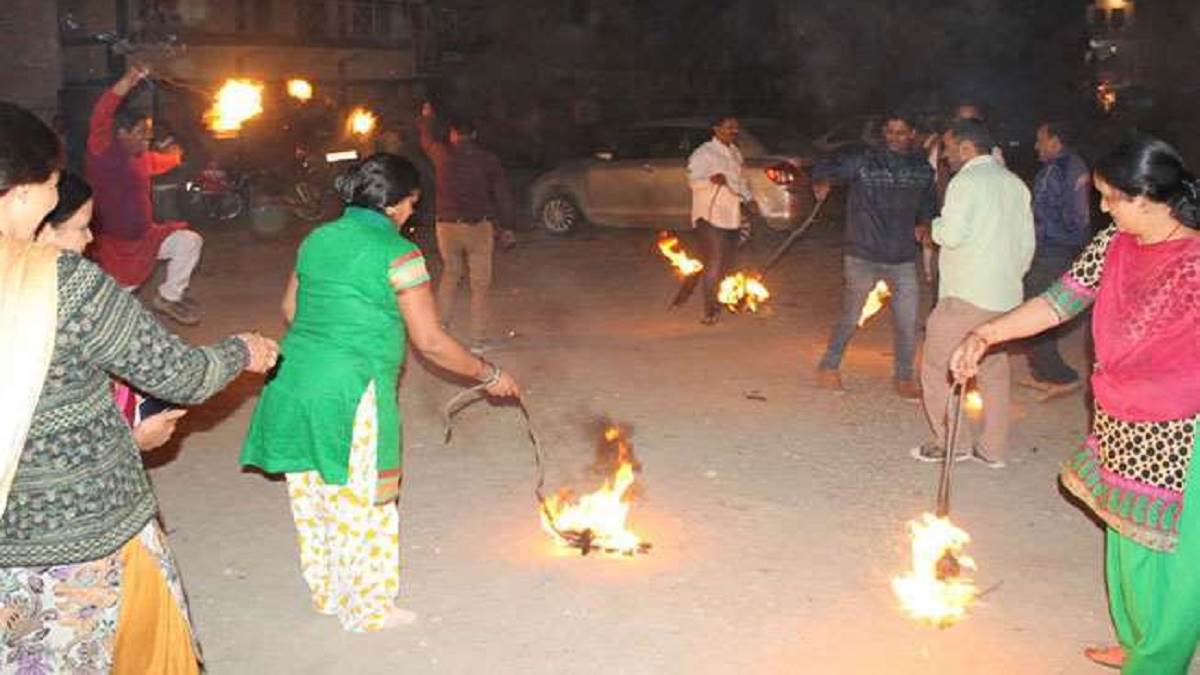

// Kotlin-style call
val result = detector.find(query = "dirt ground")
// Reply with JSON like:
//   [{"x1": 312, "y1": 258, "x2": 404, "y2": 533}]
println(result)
[{"x1": 147, "y1": 210, "x2": 1133, "y2": 675}]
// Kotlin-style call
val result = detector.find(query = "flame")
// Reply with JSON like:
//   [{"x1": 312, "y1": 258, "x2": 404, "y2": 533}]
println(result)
[
  {"x1": 657, "y1": 234, "x2": 703, "y2": 276},
  {"x1": 348, "y1": 107, "x2": 378, "y2": 136},
  {"x1": 964, "y1": 389, "x2": 984, "y2": 414},
  {"x1": 286, "y1": 78, "x2": 313, "y2": 101},
  {"x1": 204, "y1": 79, "x2": 264, "y2": 135},
  {"x1": 718, "y1": 271, "x2": 770, "y2": 313},
  {"x1": 891, "y1": 512, "x2": 978, "y2": 627},
  {"x1": 857, "y1": 280, "x2": 892, "y2": 326},
  {"x1": 539, "y1": 426, "x2": 646, "y2": 556}
]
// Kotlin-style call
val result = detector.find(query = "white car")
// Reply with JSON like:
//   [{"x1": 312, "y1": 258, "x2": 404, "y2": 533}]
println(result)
[{"x1": 529, "y1": 118, "x2": 814, "y2": 234}]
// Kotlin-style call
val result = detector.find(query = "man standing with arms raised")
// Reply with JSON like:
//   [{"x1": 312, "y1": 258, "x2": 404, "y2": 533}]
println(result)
[
  {"x1": 914, "y1": 118, "x2": 1034, "y2": 467},
  {"x1": 86, "y1": 64, "x2": 204, "y2": 325}
]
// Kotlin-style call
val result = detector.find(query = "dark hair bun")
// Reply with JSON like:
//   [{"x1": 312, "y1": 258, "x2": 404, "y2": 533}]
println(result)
[
  {"x1": 44, "y1": 172, "x2": 94, "y2": 226},
  {"x1": 1096, "y1": 133, "x2": 1200, "y2": 229},
  {"x1": 0, "y1": 101, "x2": 64, "y2": 196},
  {"x1": 335, "y1": 153, "x2": 420, "y2": 212}
]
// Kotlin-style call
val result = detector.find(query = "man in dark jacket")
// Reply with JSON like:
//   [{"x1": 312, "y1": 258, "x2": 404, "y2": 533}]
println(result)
[
  {"x1": 812, "y1": 112, "x2": 937, "y2": 400},
  {"x1": 1022, "y1": 120, "x2": 1092, "y2": 397}
]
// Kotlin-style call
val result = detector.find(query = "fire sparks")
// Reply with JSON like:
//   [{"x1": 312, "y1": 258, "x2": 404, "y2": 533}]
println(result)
[
  {"x1": 286, "y1": 78, "x2": 314, "y2": 101},
  {"x1": 857, "y1": 280, "x2": 891, "y2": 326},
  {"x1": 348, "y1": 107, "x2": 378, "y2": 136},
  {"x1": 718, "y1": 272, "x2": 770, "y2": 312},
  {"x1": 892, "y1": 513, "x2": 978, "y2": 628},
  {"x1": 204, "y1": 79, "x2": 264, "y2": 136},
  {"x1": 657, "y1": 234, "x2": 704, "y2": 276},
  {"x1": 539, "y1": 426, "x2": 649, "y2": 556}
]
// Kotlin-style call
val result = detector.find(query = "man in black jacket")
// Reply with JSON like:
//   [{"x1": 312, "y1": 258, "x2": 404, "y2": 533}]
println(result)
[{"x1": 812, "y1": 112, "x2": 937, "y2": 400}]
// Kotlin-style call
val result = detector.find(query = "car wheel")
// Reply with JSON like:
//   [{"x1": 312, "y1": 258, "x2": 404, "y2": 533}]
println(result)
[{"x1": 539, "y1": 193, "x2": 583, "y2": 235}]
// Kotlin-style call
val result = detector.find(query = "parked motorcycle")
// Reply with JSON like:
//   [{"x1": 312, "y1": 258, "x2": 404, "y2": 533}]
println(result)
[{"x1": 284, "y1": 143, "x2": 361, "y2": 222}]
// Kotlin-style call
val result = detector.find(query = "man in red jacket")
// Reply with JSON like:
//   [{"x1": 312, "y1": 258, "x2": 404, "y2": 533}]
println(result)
[{"x1": 86, "y1": 65, "x2": 203, "y2": 325}]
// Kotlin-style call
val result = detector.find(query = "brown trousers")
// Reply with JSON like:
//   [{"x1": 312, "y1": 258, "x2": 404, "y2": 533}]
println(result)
[
  {"x1": 920, "y1": 296, "x2": 1012, "y2": 458},
  {"x1": 435, "y1": 220, "x2": 493, "y2": 341}
]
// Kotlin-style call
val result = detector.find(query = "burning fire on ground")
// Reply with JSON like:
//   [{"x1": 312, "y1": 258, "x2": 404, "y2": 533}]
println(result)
[
  {"x1": 539, "y1": 425, "x2": 650, "y2": 557},
  {"x1": 718, "y1": 271, "x2": 770, "y2": 313},
  {"x1": 857, "y1": 280, "x2": 891, "y2": 326},
  {"x1": 204, "y1": 78, "x2": 264, "y2": 136},
  {"x1": 891, "y1": 512, "x2": 978, "y2": 627},
  {"x1": 657, "y1": 234, "x2": 703, "y2": 276}
]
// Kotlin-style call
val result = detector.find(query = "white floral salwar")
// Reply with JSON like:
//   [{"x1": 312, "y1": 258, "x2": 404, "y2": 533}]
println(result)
[{"x1": 285, "y1": 382, "x2": 403, "y2": 632}]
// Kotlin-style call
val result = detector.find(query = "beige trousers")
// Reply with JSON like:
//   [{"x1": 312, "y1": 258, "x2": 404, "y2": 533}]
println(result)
[
  {"x1": 920, "y1": 296, "x2": 1012, "y2": 458},
  {"x1": 435, "y1": 220, "x2": 493, "y2": 342}
]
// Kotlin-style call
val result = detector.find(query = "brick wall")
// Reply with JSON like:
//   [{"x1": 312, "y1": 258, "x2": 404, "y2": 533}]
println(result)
[{"x1": 0, "y1": 1, "x2": 64, "y2": 120}]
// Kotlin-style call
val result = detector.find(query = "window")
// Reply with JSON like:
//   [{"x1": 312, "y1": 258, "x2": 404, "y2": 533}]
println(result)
[
  {"x1": 236, "y1": 0, "x2": 272, "y2": 32},
  {"x1": 342, "y1": 1, "x2": 396, "y2": 39},
  {"x1": 298, "y1": 0, "x2": 328, "y2": 39},
  {"x1": 1109, "y1": 7, "x2": 1127, "y2": 31},
  {"x1": 566, "y1": 0, "x2": 590, "y2": 26},
  {"x1": 615, "y1": 128, "x2": 690, "y2": 160}
]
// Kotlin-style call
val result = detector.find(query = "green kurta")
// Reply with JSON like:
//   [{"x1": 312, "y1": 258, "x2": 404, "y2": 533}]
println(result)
[{"x1": 241, "y1": 207, "x2": 428, "y2": 498}]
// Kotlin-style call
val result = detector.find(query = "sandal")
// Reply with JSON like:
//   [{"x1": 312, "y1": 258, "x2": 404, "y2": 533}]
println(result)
[{"x1": 1083, "y1": 645, "x2": 1125, "y2": 669}]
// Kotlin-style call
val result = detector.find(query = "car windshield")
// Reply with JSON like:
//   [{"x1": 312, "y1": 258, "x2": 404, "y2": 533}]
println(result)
[{"x1": 743, "y1": 122, "x2": 808, "y2": 156}]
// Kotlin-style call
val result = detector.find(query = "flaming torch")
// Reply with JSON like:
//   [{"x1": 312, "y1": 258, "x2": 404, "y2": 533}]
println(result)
[
  {"x1": 717, "y1": 271, "x2": 770, "y2": 313},
  {"x1": 204, "y1": 78, "x2": 264, "y2": 137},
  {"x1": 539, "y1": 426, "x2": 650, "y2": 557},
  {"x1": 657, "y1": 234, "x2": 704, "y2": 277},
  {"x1": 286, "y1": 78, "x2": 314, "y2": 102},
  {"x1": 348, "y1": 107, "x2": 378, "y2": 137},
  {"x1": 857, "y1": 280, "x2": 891, "y2": 326},
  {"x1": 891, "y1": 383, "x2": 978, "y2": 627}
]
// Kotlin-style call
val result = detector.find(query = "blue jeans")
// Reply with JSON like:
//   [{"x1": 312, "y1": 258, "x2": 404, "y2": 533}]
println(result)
[{"x1": 818, "y1": 255, "x2": 919, "y2": 381}]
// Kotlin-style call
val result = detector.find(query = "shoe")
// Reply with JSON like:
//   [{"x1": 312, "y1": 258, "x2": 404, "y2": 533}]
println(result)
[
  {"x1": 894, "y1": 378, "x2": 922, "y2": 401},
  {"x1": 970, "y1": 443, "x2": 1007, "y2": 469},
  {"x1": 151, "y1": 294, "x2": 200, "y2": 325},
  {"x1": 816, "y1": 368, "x2": 844, "y2": 391},
  {"x1": 700, "y1": 313, "x2": 719, "y2": 326},
  {"x1": 909, "y1": 441, "x2": 970, "y2": 463}
]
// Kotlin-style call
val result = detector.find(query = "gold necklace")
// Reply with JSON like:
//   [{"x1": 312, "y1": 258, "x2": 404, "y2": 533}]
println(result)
[{"x1": 1143, "y1": 222, "x2": 1183, "y2": 245}]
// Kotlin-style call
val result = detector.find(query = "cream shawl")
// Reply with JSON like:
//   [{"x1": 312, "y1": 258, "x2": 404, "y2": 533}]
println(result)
[{"x1": 0, "y1": 238, "x2": 58, "y2": 520}]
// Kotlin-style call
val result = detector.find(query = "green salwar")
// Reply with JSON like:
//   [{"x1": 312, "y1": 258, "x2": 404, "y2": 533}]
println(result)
[{"x1": 1106, "y1": 429, "x2": 1200, "y2": 675}]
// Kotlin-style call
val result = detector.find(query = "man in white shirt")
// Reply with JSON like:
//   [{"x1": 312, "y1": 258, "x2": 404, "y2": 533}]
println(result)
[
  {"x1": 685, "y1": 115, "x2": 757, "y2": 324},
  {"x1": 914, "y1": 118, "x2": 1035, "y2": 468}
]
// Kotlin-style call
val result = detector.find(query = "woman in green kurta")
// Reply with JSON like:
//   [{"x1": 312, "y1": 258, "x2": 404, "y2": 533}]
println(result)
[{"x1": 241, "y1": 154, "x2": 519, "y2": 632}]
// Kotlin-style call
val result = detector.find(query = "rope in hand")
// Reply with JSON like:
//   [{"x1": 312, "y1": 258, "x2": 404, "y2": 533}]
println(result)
[
  {"x1": 441, "y1": 385, "x2": 651, "y2": 555},
  {"x1": 935, "y1": 381, "x2": 967, "y2": 518},
  {"x1": 441, "y1": 384, "x2": 595, "y2": 551}
]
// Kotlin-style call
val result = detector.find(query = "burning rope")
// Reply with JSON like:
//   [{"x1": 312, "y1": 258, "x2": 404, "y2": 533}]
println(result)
[{"x1": 441, "y1": 385, "x2": 651, "y2": 556}]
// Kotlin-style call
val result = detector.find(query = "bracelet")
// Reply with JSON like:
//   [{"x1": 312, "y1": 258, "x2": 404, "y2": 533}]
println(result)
[{"x1": 478, "y1": 359, "x2": 502, "y2": 387}]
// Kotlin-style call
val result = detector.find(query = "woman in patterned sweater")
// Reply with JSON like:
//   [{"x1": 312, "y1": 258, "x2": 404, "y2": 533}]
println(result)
[
  {"x1": 0, "y1": 102, "x2": 279, "y2": 674},
  {"x1": 950, "y1": 134, "x2": 1200, "y2": 674}
]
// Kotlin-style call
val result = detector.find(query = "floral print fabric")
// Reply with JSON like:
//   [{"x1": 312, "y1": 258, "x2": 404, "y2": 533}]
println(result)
[{"x1": 285, "y1": 381, "x2": 403, "y2": 632}]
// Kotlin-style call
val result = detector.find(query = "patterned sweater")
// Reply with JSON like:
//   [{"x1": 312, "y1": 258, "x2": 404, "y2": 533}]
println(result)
[{"x1": 0, "y1": 254, "x2": 247, "y2": 567}]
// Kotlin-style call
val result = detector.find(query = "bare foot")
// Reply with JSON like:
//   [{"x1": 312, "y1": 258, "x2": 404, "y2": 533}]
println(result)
[
  {"x1": 1083, "y1": 645, "x2": 1125, "y2": 669},
  {"x1": 380, "y1": 607, "x2": 418, "y2": 629}
]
